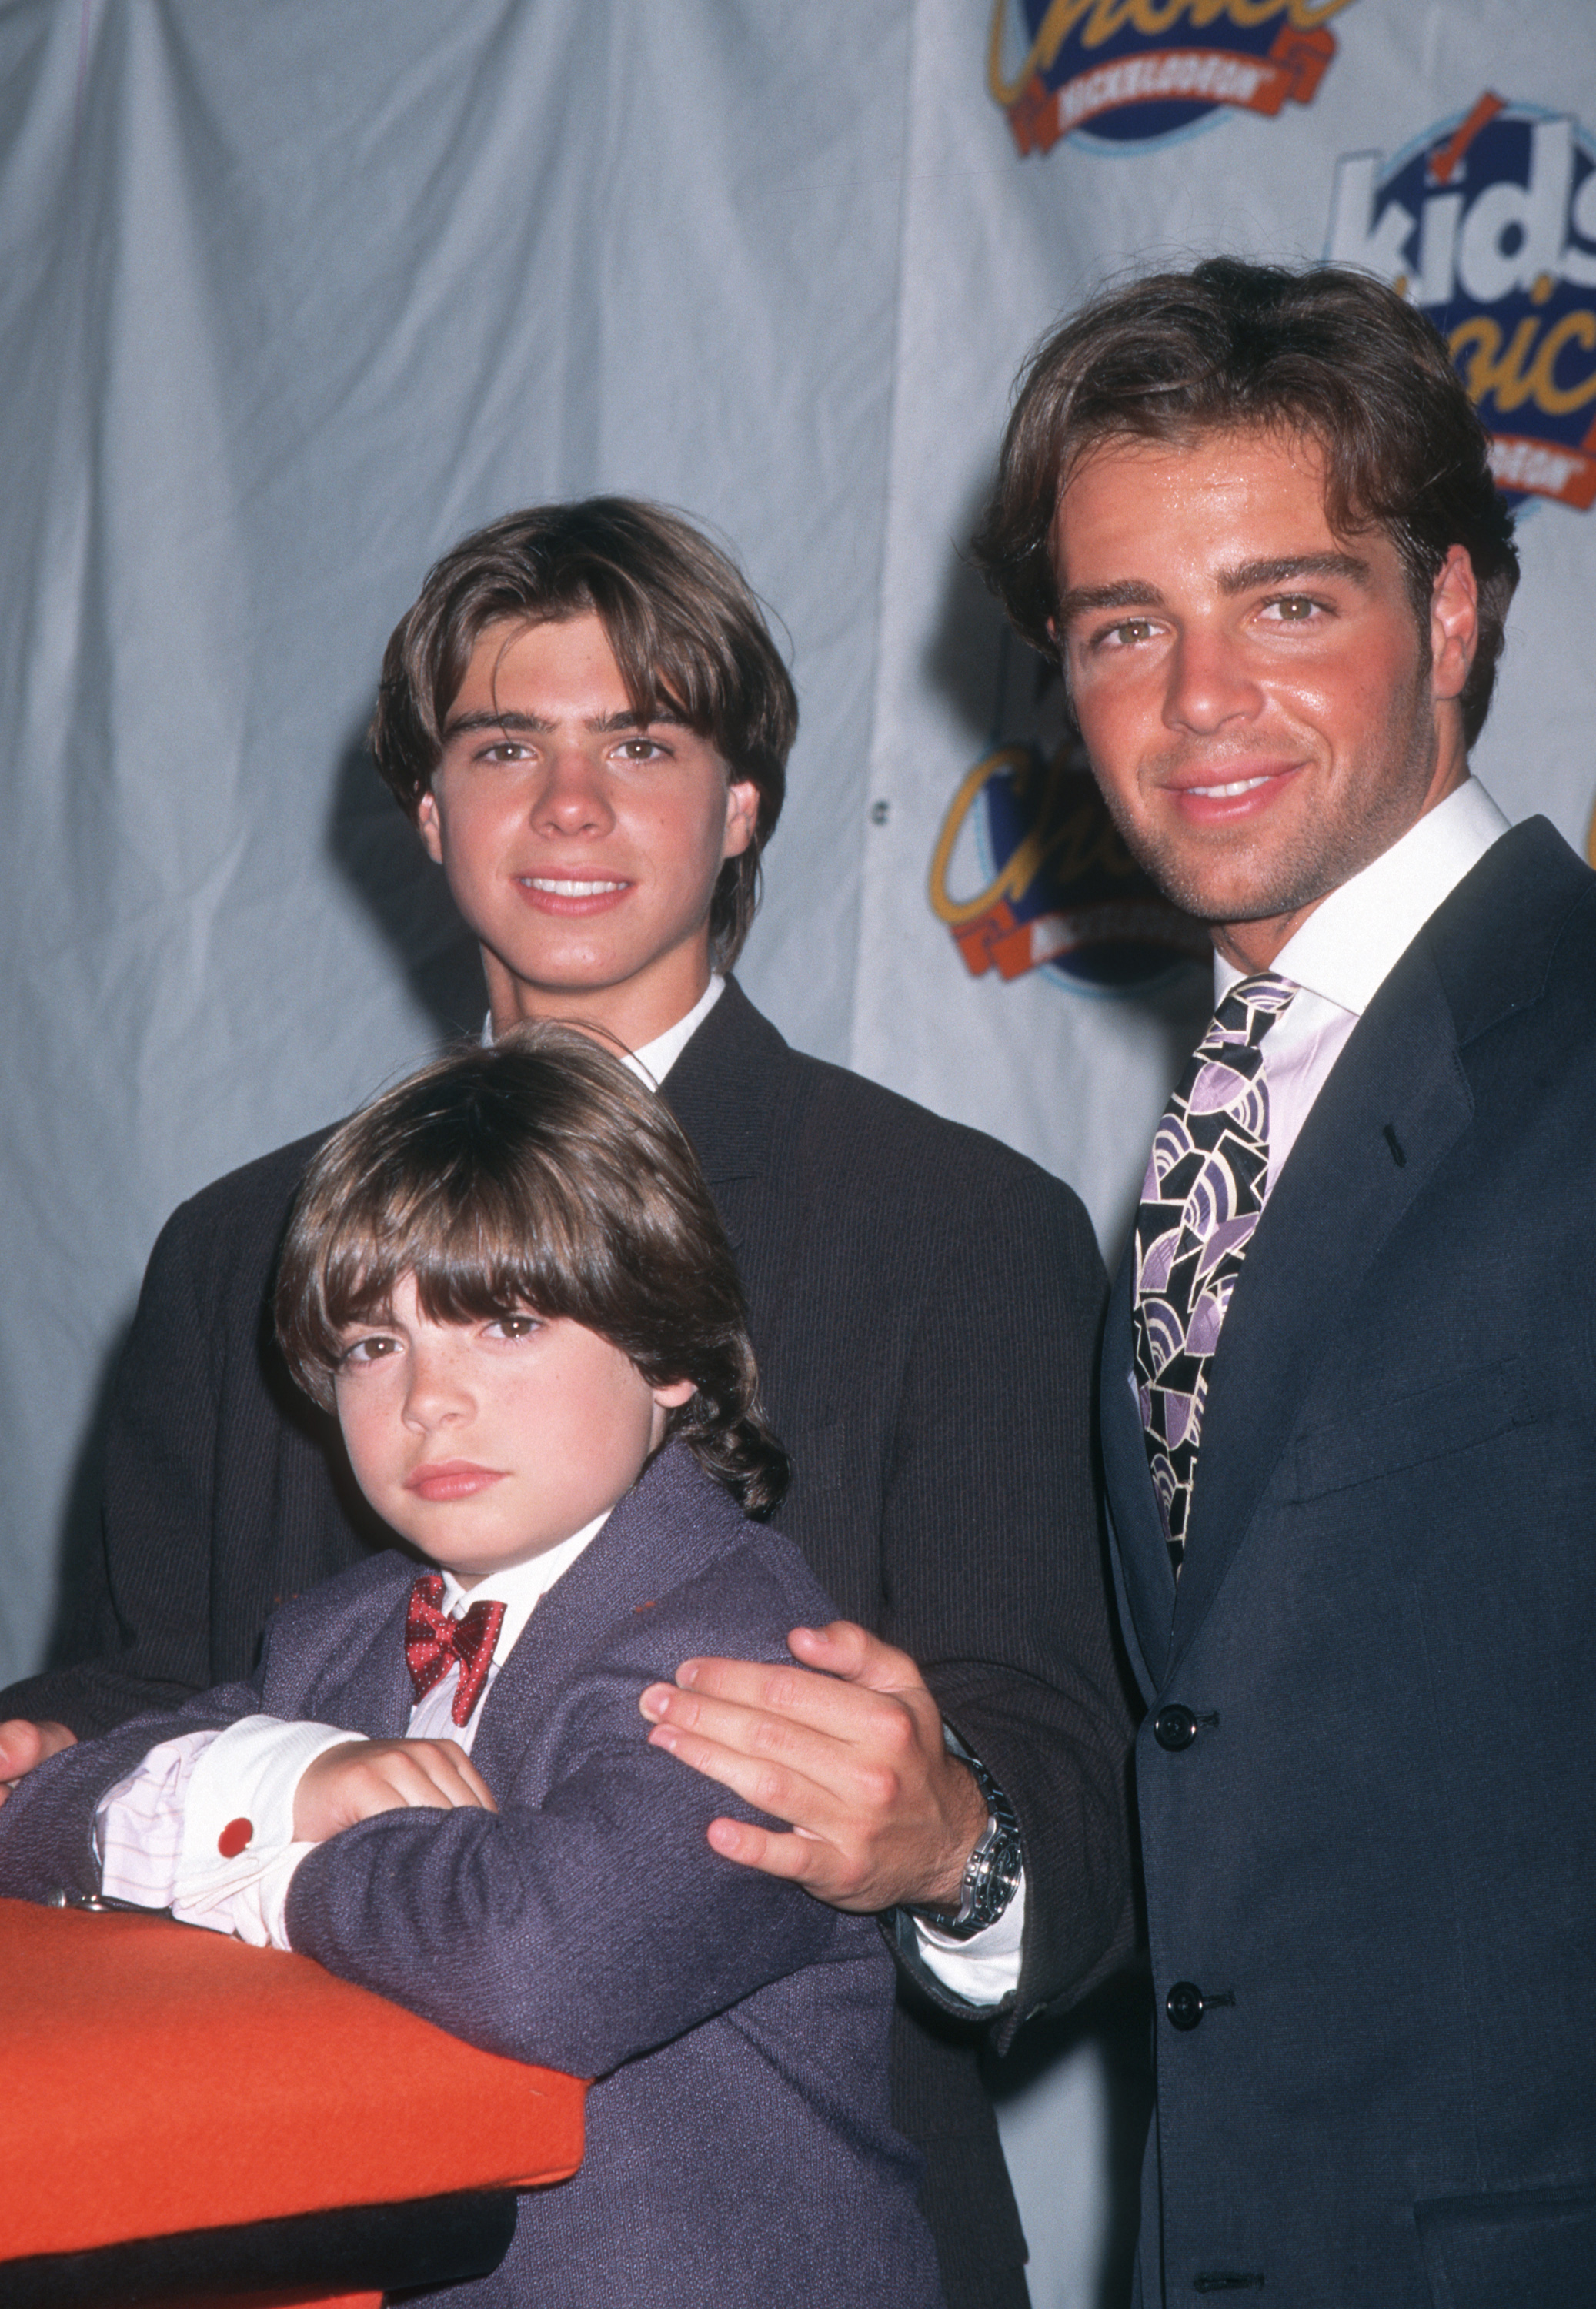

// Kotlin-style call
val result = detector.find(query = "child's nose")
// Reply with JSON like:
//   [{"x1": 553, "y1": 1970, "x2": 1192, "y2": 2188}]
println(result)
[{"x1": 402, "y1": 1348, "x2": 473, "y2": 1425}]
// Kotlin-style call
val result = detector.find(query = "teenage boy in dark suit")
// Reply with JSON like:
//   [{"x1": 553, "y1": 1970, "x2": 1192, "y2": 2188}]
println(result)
[{"x1": 1, "y1": 499, "x2": 1134, "y2": 2309}]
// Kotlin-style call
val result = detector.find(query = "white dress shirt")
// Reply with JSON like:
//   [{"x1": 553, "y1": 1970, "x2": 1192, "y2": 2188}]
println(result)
[
  {"x1": 1214, "y1": 777, "x2": 1510, "y2": 1180},
  {"x1": 481, "y1": 970, "x2": 726, "y2": 1082}
]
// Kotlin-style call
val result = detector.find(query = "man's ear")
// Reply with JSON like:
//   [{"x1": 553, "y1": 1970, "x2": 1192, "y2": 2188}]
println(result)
[
  {"x1": 722, "y1": 778, "x2": 760, "y2": 861},
  {"x1": 1430, "y1": 545, "x2": 1478, "y2": 707},
  {"x1": 416, "y1": 787, "x2": 445, "y2": 865}
]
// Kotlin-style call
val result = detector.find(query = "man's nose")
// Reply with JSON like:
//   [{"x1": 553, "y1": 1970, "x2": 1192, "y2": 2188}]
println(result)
[
  {"x1": 1163, "y1": 626, "x2": 1261, "y2": 734},
  {"x1": 530, "y1": 743, "x2": 618, "y2": 835}
]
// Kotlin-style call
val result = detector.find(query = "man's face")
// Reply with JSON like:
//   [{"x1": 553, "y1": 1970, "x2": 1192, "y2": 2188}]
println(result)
[
  {"x1": 332, "y1": 1274, "x2": 693, "y2": 1585},
  {"x1": 1050, "y1": 428, "x2": 1478, "y2": 970},
  {"x1": 417, "y1": 612, "x2": 760, "y2": 1047}
]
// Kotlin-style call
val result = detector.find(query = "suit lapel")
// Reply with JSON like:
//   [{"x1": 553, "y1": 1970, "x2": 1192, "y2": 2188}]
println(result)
[
  {"x1": 1164, "y1": 817, "x2": 1588, "y2": 1676},
  {"x1": 662, "y1": 977, "x2": 780, "y2": 1189},
  {"x1": 472, "y1": 1444, "x2": 746, "y2": 1787},
  {"x1": 659, "y1": 978, "x2": 803, "y2": 1352},
  {"x1": 1104, "y1": 822, "x2": 1592, "y2": 1687},
  {"x1": 289, "y1": 1557, "x2": 419, "y2": 1737},
  {"x1": 1101, "y1": 1246, "x2": 1177, "y2": 1691},
  {"x1": 1167, "y1": 940, "x2": 1472, "y2": 1670}
]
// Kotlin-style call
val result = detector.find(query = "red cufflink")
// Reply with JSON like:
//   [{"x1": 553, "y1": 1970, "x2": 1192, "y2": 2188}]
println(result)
[{"x1": 217, "y1": 1818, "x2": 253, "y2": 1858}]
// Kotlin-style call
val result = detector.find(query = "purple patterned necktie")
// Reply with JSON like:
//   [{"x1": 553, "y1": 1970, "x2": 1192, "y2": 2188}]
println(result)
[{"x1": 1132, "y1": 974, "x2": 1296, "y2": 1576}]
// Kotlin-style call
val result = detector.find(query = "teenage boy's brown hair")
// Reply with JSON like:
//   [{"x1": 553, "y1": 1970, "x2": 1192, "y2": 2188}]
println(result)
[
  {"x1": 973, "y1": 257, "x2": 1519, "y2": 747},
  {"x1": 275, "y1": 1024, "x2": 788, "y2": 1515},
  {"x1": 369, "y1": 498, "x2": 798, "y2": 968}
]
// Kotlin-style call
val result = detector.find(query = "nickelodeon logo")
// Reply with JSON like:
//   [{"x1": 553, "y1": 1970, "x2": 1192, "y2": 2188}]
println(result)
[
  {"x1": 930, "y1": 742, "x2": 1207, "y2": 993},
  {"x1": 1328, "y1": 98, "x2": 1596, "y2": 509},
  {"x1": 990, "y1": 0, "x2": 1354, "y2": 155}
]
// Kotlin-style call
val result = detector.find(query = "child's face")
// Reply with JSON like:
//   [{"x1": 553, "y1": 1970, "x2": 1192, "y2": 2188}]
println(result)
[{"x1": 332, "y1": 1274, "x2": 693, "y2": 1585}]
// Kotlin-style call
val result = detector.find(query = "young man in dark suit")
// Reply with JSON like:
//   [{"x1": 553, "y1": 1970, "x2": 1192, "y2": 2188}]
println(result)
[
  {"x1": 977, "y1": 257, "x2": 1596, "y2": 2304},
  {"x1": 0, "y1": 498, "x2": 1134, "y2": 2309}
]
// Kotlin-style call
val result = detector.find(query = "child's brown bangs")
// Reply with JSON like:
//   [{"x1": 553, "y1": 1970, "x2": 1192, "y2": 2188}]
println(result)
[{"x1": 311, "y1": 1152, "x2": 593, "y2": 1346}]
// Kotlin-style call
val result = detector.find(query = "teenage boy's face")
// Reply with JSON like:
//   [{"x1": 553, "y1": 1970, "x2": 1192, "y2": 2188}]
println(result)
[
  {"x1": 332, "y1": 1274, "x2": 694, "y2": 1585},
  {"x1": 416, "y1": 613, "x2": 760, "y2": 1051}
]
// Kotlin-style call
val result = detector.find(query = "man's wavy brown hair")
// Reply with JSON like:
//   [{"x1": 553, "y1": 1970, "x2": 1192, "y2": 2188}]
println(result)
[
  {"x1": 973, "y1": 258, "x2": 1519, "y2": 747},
  {"x1": 369, "y1": 498, "x2": 796, "y2": 970},
  {"x1": 275, "y1": 1023, "x2": 788, "y2": 1517}
]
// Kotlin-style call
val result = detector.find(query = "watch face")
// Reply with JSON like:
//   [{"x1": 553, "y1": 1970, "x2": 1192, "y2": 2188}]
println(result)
[{"x1": 957, "y1": 1816, "x2": 1023, "y2": 1933}]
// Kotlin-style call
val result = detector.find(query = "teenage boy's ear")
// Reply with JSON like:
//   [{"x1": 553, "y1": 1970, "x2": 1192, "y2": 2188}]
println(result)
[
  {"x1": 722, "y1": 779, "x2": 760, "y2": 860},
  {"x1": 417, "y1": 787, "x2": 445, "y2": 866},
  {"x1": 653, "y1": 1378, "x2": 697, "y2": 1411}
]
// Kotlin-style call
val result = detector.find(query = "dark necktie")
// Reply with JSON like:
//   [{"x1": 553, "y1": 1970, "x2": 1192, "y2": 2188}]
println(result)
[
  {"x1": 1132, "y1": 973, "x2": 1295, "y2": 1575},
  {"x1": 405, "y1": 1573, "x2": 506, "y2": 1727}
]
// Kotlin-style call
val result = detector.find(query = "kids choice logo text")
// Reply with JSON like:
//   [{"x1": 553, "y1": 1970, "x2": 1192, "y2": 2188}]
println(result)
[
  {"x1": 930, "y1": 740, "x2": 1207, "y2": 993},
  {"x1": 1329, "y1": 97, "x2": 1596, "y2": 510},
  {"x1": 989, "y1": 0, "x2": 1354, "y2": 156}
]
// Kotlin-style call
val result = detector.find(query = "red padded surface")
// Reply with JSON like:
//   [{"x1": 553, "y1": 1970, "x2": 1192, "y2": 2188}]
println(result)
[{"x1": 0, "y1": 1900, "x2": 585, "y2": 2264}]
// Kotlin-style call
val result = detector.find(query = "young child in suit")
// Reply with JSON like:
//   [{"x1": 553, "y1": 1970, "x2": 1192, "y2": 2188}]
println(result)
[{"x1": 0, "y1": 1025, "x2": 944, "y2": 2309}]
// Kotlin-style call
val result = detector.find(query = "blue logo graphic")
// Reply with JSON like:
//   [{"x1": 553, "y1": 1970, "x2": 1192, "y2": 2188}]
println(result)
[{"x1": 1328, "y1": 97, "x2": 1596, "y2": 509}]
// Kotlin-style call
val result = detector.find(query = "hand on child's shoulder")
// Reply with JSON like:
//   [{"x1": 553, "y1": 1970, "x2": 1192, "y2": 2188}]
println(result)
[
  {"x1": 0, "y1": 1719, "x2": 75, "y2": 1805},
  {"x1": 293, "y1": 1738, "x2": 498, "y2": 1843}
]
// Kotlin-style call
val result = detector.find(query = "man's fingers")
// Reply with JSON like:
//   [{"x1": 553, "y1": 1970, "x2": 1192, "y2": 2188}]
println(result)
[
  {"x1": 643, "y1": 1685, "x2": 913, "y2": 1809},
  {"x1": 658, "y1": 1623, "x2": 930, "y2": 1719},
  {"x1": 704, "y1": 1816, "x2": 824, "y2": 1881},
  {"x1": 703, "y1": 1813, "x2": 896, "y2": 1910},
  {"x1": 640, "y1": 1631, "x2": 994, "y2": 1911},
  {"x1": 785, "y1": 1621, "x2": 927, "y2": 1695},
  {"x1": 644, "y1": 1711, "x2": 853, "y2": 1826},
  {"x1": 0, "y1": 1718, "x2": 76, "y2": 1788},
  {"x1": 640, "y1": 1659, "x2": 934, "y2": 1764}
]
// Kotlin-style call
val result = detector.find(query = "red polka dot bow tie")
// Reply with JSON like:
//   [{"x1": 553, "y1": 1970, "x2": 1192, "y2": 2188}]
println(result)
[{"x1": 405, "y1": 1573, "x2": 506, "y2": 1726}]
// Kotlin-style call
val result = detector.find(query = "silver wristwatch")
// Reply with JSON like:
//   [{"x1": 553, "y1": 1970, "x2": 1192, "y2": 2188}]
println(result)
[{"x1": 916, "y1": 1749, "x2": 1023, "y2": 1941}]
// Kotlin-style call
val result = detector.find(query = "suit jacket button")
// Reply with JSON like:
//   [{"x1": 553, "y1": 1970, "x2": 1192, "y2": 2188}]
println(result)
[
  {"x1": 1154, "y1": 1706, "x2": 1198, "y2": 1751},
  {"x1": 1166, "y1": 1980, "x2": 1204, "y2": 2031}
]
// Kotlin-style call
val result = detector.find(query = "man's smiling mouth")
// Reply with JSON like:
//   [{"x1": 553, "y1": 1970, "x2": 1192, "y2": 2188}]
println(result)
[{"x1": 1186, "y1": 776, "x2": 1275, "y2": 799}]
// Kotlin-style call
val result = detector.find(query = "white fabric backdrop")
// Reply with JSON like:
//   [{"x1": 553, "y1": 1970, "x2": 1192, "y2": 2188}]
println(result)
[
  {"x1": 0, "y1": 0, "x2": 913, "y2": 1682},
  {"x1": 5, "y1": 6, "x2": 1594, "y2": 2303}
]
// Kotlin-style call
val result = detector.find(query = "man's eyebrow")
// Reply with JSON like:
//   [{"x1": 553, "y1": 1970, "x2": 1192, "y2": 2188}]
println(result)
[
  {"x1": 1218, "y1": 551, "x2": 1371, "y2": 595},
  {"x1": 440, "y1": 706, "x2": 689, "y2": 741},
  {"x1": 1054, "y1": 579, "x2": 1165, "y2": 628},
  {"x1": 1054, "y1": 553, "x2": 1373, "y2": 630}
]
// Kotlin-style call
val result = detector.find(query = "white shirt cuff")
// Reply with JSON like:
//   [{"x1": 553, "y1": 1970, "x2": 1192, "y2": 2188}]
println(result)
[
  {"x1": 910, "y1": 1866, "x2": 1027, "y2": 2004},
  {"x1": 175, "y1": 1715, "x2": 366, "y2": 1946},
  {"x1": 98, "y1": 1715, "x2": 362, "y2": 1950}
]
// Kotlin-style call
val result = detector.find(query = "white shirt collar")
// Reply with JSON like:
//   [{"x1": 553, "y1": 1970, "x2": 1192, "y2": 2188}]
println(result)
[
  {"x1": 1214, "y1": 778, "x2": 1510, "y2": 1018},
  {"x1": 479, "y1": 971, "x2": 725, "y2": 1087},
  {"x1": 436, "y1": 1506, "x2": 610, "y2": 1662},
  {"x1": 627, "y1": 971, "x2": 724, "y2": 1088}
]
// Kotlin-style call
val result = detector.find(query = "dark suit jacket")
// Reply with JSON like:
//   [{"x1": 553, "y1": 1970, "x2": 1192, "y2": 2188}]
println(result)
[
  {"x1": 1100, "y1": 819, "x2": 1596, "y2": 2308},
  {"x1": 5, "y1": 979, "x2": 1135, "y2": 2309},
  {"x1": 0, "y1": 1444, "x2": 945, "y2": 2309}
]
